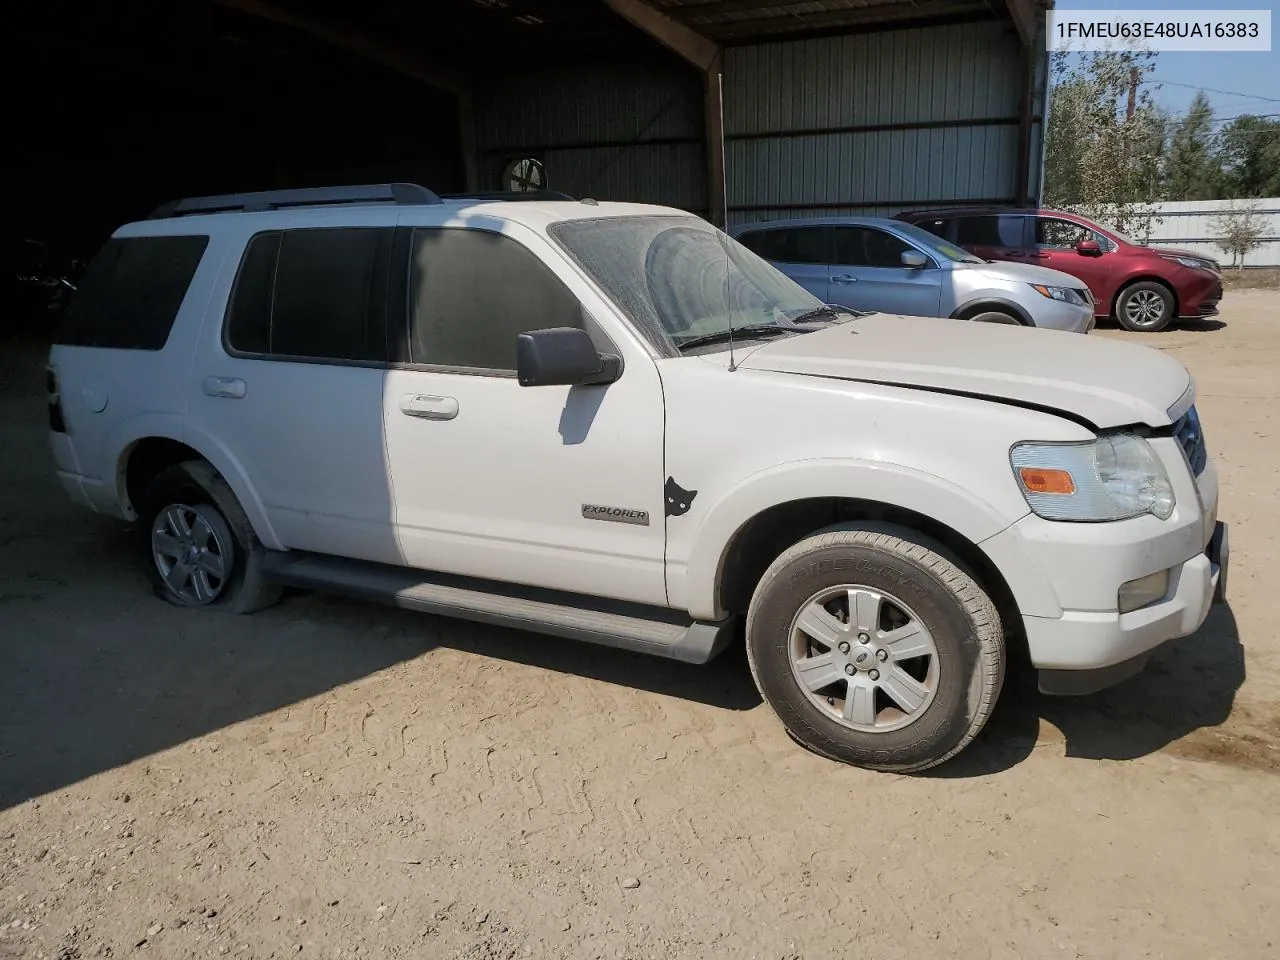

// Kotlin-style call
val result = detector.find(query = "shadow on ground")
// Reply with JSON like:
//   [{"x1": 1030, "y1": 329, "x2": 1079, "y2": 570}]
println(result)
[
  {"x1": 1093, "y1": 317, "x2": 1227, "y2": 334},
  {"x1": 0, "y1": 338, "x2": 1252, "y2": 808},
  {"x1": 934, "y1": 603, "x2": 1247, "y2": 778}
]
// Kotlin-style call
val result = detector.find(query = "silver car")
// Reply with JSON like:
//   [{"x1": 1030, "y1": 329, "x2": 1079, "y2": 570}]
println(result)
[{"x1": 731, "y1": 216, "x2": 1096, "y2": 333}]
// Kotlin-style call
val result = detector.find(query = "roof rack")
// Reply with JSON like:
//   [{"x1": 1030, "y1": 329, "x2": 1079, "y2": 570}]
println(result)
[
  {"x1": 146, "y1": 183, "x2": 442, "y2": 219},
  {"x1": 441, "y1": 190, "x2": 577, "y2": 202}
]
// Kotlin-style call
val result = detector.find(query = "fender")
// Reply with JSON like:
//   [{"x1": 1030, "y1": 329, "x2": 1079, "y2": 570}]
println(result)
[
  {"x1": 949, "y1": 297, "x2": 1032, "y2": 325},
  {"x1": 106, "y1": 414, "x2": 285, "y2": 551},
  {"x1": 674, "y1": 458, "x2": 1050, "y2": 621}
]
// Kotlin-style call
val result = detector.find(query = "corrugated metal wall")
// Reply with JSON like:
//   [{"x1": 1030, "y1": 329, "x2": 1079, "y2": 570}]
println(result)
[
  {"x1": 471, "y1": 60, "x2": 706, "y2": 214},
  {"x1": 470, "y1": 21, "x2": 1036, "y2": 229},
  {"x1": 724, "y1": 21, "x2": 1026, "y2": 225},
  {"x1": 1136, "y1": 198, "x2": 1280, "y2": 267}
]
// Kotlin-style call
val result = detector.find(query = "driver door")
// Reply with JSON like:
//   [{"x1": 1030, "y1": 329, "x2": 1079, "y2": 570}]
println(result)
[
  {"x1": 1034, "y1": 216, "x2": 1113, "y2": 306},
  {"x1": 381, "y1": 223, "x2": 669, "y2": 606}
]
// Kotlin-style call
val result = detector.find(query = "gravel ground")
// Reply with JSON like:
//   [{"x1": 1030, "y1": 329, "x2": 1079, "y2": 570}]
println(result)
[{"x1": 2, "y1": 294, "x2": 1278, "y2": 960}]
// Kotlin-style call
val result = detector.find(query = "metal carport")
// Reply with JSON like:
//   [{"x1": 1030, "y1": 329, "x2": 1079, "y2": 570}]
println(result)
[{"x1": 214, "y1": 0, "x2": 1049, "y2": 228}]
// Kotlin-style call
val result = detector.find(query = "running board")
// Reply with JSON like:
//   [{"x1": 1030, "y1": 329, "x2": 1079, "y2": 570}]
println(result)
[{"x1": 261, "y1": 552, "x2": 735, "y2": 664}]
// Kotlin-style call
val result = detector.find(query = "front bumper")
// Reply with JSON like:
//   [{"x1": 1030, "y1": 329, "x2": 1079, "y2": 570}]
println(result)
[
  {"x1": 979, "y1": 439, "x2": 1225, "y2": 694},
  {"x1": 1029, "y1": 298, "x2": 1095, "y2": 334},
  {"x1": 1176, "y1": 272, "x2": 1223, "y2": 318},
  {"x1": 1035, "y1": 521, "x2": 1227, "y2": 695}
]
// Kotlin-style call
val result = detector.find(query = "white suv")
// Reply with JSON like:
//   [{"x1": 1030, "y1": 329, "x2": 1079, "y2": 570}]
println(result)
[{"x1": 47, "y1": 183, "x2": 1229, "y2": 772}]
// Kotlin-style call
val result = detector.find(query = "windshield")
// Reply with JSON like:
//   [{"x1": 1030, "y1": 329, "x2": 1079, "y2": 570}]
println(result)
[
  {"x1": 548, "y1": 215, "x2": 826, "y2": 353},
  {"x1": 890, "y1": 221, "x2": 983, "y2": 263}
]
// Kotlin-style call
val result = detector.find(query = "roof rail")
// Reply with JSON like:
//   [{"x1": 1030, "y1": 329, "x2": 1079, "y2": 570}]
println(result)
[
  {"x1": 146, "y1": 183, "x2": 442, "y2": 219},
  {"x1": 441, "y1": 190, "x2": 577, "y2": 202}
]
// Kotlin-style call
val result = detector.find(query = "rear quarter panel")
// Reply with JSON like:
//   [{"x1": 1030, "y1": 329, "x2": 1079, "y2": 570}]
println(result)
[{"x1": 48, "y1": 233, "x2": 236, "y2": 512}]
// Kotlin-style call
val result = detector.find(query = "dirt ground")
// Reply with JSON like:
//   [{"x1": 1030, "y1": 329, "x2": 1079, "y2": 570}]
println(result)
[{"x1": 2, "y1": 294, "x2": 1278, "y2": 960}]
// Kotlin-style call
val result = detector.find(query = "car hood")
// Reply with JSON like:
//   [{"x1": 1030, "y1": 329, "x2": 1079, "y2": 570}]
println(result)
[
  {"x1": 738, "y1": 314, "x2": 1192, "y2": 429},
  {"x1": 961, "y1": 259, "x2": 1087, "y2": 288}
]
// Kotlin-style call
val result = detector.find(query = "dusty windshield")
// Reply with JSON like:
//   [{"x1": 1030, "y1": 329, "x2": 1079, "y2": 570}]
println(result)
[{"x1": 548, "y1": 215, "x2": 828, "y2": 353}]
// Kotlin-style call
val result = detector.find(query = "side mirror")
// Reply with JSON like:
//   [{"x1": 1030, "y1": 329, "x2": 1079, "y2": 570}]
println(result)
[
  {"x1": 516, "y1": 327, "x2": 621, "y2": 387},
  {"x1": 900, "y1": 250, "x2": 928, "y2": 269},
  {"x1": 1076, "y1": 239, "x2": 1102, "y2": 256}
]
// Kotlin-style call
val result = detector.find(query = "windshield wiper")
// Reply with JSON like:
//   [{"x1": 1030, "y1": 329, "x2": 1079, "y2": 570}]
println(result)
[
  {"x1": 786, "y1": 304, "x2": 869, "y2": 324},
  {"x1": 675, "y1": 324, "x2": 795, "y2": 351}
]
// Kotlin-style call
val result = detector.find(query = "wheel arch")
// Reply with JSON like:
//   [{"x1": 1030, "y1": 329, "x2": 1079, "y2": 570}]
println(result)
[
  {"x1": 949, "y1": 297, "x2": 1033, "y2": 325},
  {"x1": 112, "y1": 420, "x2": 283, "y2": 550},
  {"x1": 678, "y1": 460, "x2": 1046, "y2": 628},
  {"x1": 1112, "y1": 275, "x2": 1179, "y2": 319}
]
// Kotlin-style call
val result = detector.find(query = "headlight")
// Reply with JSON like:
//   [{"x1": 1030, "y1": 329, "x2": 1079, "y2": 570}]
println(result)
[
  {"x1": 1160, "y1": 254, "x2": 1213, "y2": 272},
  {"x1": 1030, "y1": 283, "x2": 1089, "y2": 307},
  {"x1": 1010, "y1": 435, "x2": 1175, "y2": 521}
]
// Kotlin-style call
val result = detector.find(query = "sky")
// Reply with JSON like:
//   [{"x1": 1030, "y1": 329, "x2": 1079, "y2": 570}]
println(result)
[{"x1": 1052, "y1": 0, "x2": 1279, "y2": 123}]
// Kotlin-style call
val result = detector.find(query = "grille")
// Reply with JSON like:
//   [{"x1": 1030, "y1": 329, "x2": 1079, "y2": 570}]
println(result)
[{"x1": 1175, "y1": 405, "x2": 1207, "y2": 476}]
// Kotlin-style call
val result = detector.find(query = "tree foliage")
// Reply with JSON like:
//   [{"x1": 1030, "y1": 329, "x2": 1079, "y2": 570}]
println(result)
[
  {"x1": 1217, "y1": 116, "x2": 1280, "y2": 198},
  {"x1": 1166, "y1": 92, "x2": 1220, "y2": 201},
  {"x1": 1042, "y1": 48, "x2": 1165, "y2": 236},
  {"x1": 1212, "y1": 201, "x2": 1268, "y2": 269},
  {"x1": 1044, "y1": 53, "x2": 1279, "y2": 207}
]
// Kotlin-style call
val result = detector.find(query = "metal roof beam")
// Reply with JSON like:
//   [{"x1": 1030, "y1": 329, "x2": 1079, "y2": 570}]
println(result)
[
  {"x1": 602, "y1": 0, "x2": 720, "y2": 71},
  {"x1": 1002, "y1": 0, "x2": 1037, "y2": 45},
  {"x1": 212, "y1": 0, "x2": 470, "y2": 93}
]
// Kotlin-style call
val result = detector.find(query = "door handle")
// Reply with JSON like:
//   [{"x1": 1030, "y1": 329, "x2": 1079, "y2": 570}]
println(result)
[
  {"x1": 831, "y1": 274, "x2": 857, "y2": 284},
  {"x1": 202, "y1": 376, "x2": 246, "y2": 399},
  {"x1": 400, "y1": 394, "x2": 459, "y2": 421}
]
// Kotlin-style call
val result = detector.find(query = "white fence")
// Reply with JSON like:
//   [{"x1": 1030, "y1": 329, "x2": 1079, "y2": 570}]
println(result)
[{"x1": 1131, "y1": 198, "x2": 1280, "y2": 268}]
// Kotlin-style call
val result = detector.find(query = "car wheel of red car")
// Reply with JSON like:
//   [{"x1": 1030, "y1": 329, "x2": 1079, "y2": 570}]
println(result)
[{"x1": 1116, "y1": 281, "x2": 1174, "y2": 332}]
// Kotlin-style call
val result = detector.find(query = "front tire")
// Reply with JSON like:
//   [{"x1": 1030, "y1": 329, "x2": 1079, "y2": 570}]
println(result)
[
  {"x1": 139, "y1": 461, "x2": 281, "y2": 614},
  {"x1": 966, "y1": 309, "x2": 1021, "y2": 325},
  {"x1": 1116, "y1": 281, "x2": 1174, "y2": 332},
  {"x1": 745, "y1": 525, "x2": 1004, "y2": 772}
]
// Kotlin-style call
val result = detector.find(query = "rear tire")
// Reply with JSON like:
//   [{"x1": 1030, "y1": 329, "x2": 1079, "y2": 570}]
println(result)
[
  {"x1": 139, "y1": 460, "x2": 282, "y2": 614},
  {"x1": 745, "y1": 524, "x2": 1004, "y2": 772},
  {"x1": 1115, "y1": 281, "x2": 1174, "y2": 332}
]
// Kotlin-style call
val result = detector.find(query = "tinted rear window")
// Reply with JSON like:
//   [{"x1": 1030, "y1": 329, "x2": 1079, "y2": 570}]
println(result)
[
  {"x1": 954, "y1": 215, "x2": 1026, "y2": 248},
  {"x1": 225, "y1": 228, "x2": 391, "y2": 363},
  {"x1": 737, "y1": 227, "x2": 830, "y2": 265},
  {"x1": 55, "y1": 235, "x2": 209, "y2": 350}
]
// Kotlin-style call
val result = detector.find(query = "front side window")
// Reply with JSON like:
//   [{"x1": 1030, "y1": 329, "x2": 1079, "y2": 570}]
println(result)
[
  {"x1": 57, "y1": 235, "x2": 209, "y2": 350},
  {"x1": 225, "y1": 228, "x2": 390, "y2": 362},
  {"x1": 833, "y1": 227, "x2": 928, "y2": 268},
  {"x1": 550, "y1": 215, "x2": 826, "y2": 353},
  {"x1": 407, "y1": 228, "x2": 583, "y2": 372},
  {"x1": 1036, "y1": 217, "x2": 1092, "y2": 248}
]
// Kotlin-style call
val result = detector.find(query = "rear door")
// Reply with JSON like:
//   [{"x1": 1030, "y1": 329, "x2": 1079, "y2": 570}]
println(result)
[
  {"x1": 954, "y1": 214, "x2": 1030, "y2": 263},
  {"x1": 187, "y1": 224, "x2": 403, "y2": 565},
  {"x1": 829, "y1": 226, "x2": 943, "y2": 316},
  {"x1": 736, "y1": 226, "x2": 831, "y2": 301}
]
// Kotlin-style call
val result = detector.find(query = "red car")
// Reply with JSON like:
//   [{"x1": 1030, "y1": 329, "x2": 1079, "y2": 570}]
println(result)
[{"x1": 895, "y1": 207, "x2": 1223, "y2": 332}]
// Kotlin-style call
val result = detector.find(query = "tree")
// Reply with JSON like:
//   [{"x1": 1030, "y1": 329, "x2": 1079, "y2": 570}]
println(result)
[
  {"x1": 1165, "y1": 92, "x2": 1221, "y2": 200},
  {"x1": 1216, "y1": 115, "x2": 1280, "y2": 198},
  {"x1": 1042, "y1": 47, "x2": 1166, "y2": 236},
  {"x1": 1212, "y1": 200, "x2": 1267, "y2": 269}
]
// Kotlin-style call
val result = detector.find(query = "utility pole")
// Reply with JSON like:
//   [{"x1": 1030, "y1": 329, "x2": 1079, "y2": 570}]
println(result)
[{"x1": 1122, "y1": 66, "x2": 1139, "y2": 166}]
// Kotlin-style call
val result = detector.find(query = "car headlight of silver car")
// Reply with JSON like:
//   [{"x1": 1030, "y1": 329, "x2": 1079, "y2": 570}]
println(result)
[
  {"x1": 1010, "y1": 435, "x2": 1175, "y2": 521},
  {"x1": 1030, "y1": 283, "x2": 1089, "y2": 307}
]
